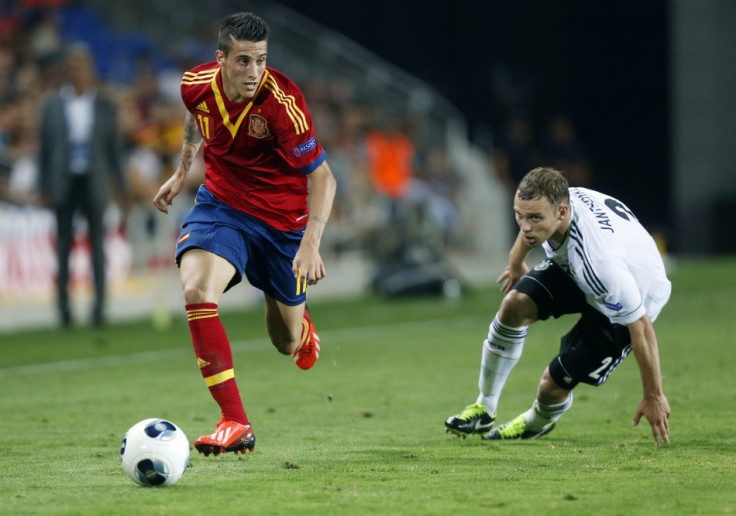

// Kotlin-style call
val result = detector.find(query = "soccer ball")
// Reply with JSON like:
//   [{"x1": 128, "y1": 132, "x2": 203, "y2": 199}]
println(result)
[{"x1": 120, "y1": 418, "x2": 190, "y2": 487}]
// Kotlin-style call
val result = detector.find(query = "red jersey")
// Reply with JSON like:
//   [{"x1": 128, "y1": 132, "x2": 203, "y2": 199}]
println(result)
[{"x1": 181, "y1": 63, "x2": 327, "y2": 231}]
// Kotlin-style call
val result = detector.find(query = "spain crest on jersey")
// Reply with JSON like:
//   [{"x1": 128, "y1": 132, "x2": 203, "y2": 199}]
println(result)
[{"x1": 248, "y1": 114, "x2": 270, "y2": 139}]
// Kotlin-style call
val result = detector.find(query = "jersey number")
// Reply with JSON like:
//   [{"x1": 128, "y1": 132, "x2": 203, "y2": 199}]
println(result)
[
  {"x1": 589, "y1": 356, "x2": 613, "y2": 381},
  {"x1": 604, "y1": 198, "x2": 637, "y2": 221},
  {"x1": 197, "y1": 114, "x2": 211, "y2": 140}
]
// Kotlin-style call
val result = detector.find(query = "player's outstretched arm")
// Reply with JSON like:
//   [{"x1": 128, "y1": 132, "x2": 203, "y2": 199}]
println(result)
[
  {"x1": 153, "y1": 112, "x2": 203, "y2": 214},
  {"x1": 628, "y1": 314, "x2": 671, "y2": 445}
]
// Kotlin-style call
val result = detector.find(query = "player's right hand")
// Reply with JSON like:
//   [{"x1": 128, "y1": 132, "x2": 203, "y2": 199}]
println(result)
[
  {"x1": 497, "y1": 262, "x2": 528, "y2": 293},
  {"x1": 153, "y1": 172, "x2": 185, "y2": 214}
]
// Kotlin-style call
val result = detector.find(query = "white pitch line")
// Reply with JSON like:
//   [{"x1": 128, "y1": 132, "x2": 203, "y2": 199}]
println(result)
[{"x1": 0, "y1": 315, "x2": 484, "y2": 378}]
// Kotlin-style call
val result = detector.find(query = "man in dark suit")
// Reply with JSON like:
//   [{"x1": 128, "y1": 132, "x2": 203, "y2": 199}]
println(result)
[{"x1": 38, "y1": 43, "x2": 126, "y2": 327}]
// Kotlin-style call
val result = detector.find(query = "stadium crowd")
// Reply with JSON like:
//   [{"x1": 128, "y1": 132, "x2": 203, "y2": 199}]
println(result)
[
  {"x1": 1, "y1": 4, "x2": 465, "y2": 264},
  {"x1": 0, "y1": 2, "x2": 590, "y2": 310}
]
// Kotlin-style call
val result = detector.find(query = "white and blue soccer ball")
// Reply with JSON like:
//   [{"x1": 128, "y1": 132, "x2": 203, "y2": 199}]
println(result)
[{"x1": 120, "y1": 418, "x2": 190, "y2": 487}]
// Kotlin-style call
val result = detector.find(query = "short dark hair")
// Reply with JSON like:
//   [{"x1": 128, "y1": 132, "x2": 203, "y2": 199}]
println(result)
[
  {"x1": 218, "y1": 12, "x2": 269, "y2": 55},
  {"x1": 516, "y1": 167, "x2": 570, "y2": 206}
]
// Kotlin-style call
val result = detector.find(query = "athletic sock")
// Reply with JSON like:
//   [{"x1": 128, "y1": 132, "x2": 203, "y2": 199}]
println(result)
[
  {"x1": 186, "y1": 303, "x2": 249, "y2": 426},
  {"x1": 523, "y1": 392, "x2": 574, "y2": 431},
  {"x1": 476, "y1": 314, "x2": 527, "y2": 415}
]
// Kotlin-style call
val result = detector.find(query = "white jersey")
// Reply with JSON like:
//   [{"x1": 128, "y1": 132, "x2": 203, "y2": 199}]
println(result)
[{"x1": 542, "y1": 187, "x2": 671, "y2": 325}]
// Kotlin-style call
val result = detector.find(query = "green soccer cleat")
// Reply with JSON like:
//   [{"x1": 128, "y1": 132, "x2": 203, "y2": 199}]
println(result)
[
  {"x1": 445, "y1": 402, "x2": 495, "y2": 437},
  {"x1": 482, "y1": 414, "x2": 555, "y2": 440}
]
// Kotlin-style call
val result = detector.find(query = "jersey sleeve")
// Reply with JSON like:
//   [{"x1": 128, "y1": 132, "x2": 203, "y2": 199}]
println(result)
[
  {"x1": 592, "y1": 259, "x2": 647, "y2": 325},
  {"x1": 180, "y1": 62, "x2": 218, "y2": 112},
  {"x1": 264, "y1": 74, "x2": 327, "y2": 173}
]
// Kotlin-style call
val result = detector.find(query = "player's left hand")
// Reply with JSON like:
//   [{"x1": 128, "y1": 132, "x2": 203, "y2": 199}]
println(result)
[
  {"x1": 632, "y1": 394, "x2": 670, "y2": 445},
  {"x1": 292, "y1": 241, "x2": 326, "y2": 286}
]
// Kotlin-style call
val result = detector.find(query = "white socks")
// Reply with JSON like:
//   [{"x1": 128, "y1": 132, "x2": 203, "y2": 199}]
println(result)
[
  {"x1": 476, "y1": 314, "x2": 527, "y2": 415},
  {"x1": 523, "y1": 393, "x2": 574, "y2": 431}
]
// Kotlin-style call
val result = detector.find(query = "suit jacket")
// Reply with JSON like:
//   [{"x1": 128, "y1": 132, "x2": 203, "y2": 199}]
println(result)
[{"x1": 38, "y1": 89, "x2": 126, "y2": 208}]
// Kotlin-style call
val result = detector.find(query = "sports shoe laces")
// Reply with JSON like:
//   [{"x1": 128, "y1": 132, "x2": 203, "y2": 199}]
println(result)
[
  {"x1": 458, "y1": 403, "x2": 487, "y2": 421},
  {"x1": 499, "y1": 415, "x2": 528, "y2": 438}
]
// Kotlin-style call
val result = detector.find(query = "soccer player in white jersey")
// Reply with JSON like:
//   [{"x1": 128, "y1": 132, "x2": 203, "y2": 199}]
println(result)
[{"x1": 445, "y1": 167, "x2": 672, "y2": 445}]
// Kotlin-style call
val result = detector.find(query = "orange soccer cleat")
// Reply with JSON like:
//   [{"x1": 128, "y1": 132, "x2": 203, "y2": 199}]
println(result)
[
  {"x1": 193, "y1": 417, "x2": 256, "y2": 456},
  {"x1": 292, "y1": 307, "x2": 320, "y2": 370}
]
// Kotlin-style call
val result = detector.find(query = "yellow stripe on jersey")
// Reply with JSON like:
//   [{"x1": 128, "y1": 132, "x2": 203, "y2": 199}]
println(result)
[
  {"x1": 210, "y1": 68, "x2": 270, "y2": 138},
  {"x1": 204, "y1": 368, "x2": 235, "y2": 387},
  {"x1": 181, "y1": 69, "x2": 218, "y2": 85},
  {"x1": 264, "y1": 76, "x2": 308, "y2": 135}
]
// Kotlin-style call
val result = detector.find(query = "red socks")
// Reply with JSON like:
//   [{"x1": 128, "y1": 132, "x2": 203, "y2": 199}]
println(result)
[{"x1": 186, "y1": 303, "x2": 248, "y2": 425}]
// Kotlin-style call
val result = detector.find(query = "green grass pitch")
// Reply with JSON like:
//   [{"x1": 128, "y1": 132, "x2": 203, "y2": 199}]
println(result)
[{"x1": 1, "y1": 257, "x2": 735, "y2": 515}]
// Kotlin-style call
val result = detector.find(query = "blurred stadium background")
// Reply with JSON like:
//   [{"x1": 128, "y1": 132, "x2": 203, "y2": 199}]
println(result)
[{"x1": 1, "y1": 0, "x2": 734, "y2": 331}]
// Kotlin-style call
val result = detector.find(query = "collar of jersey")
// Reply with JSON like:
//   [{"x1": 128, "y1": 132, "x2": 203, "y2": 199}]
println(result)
[{"x1": 211, "y1": 68, "x2": 270, "y2": 138}]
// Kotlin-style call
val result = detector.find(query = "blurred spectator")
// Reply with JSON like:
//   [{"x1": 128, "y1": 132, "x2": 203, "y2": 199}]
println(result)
[
  {"x1": 362, "y1": 117, "x2": 414, "y2": 258},
  {"x1": 365, "y1": 118, "x2": 414, "y2": 201},
  {"x1": 37, "y1": 42, "x2": 127, "y2": 327},
  {"x1": 0, "y1": 89, "x2": 41, "y2": 204},
  {"x1": 407, "y1": 147, "x2": 462, "y2": 248},
  {"x1": 0, "y1": 92, "x2": 17, "y2": 162},
  {"x1": 492, "y1": 110, "x2": 541, "y2": 241},
  {"x1": 27, "y1": 8, "x2": 62, "y2": 64},
  {"x1": 492, "y1": 110, "x2": 540, "y2": 191},
  {"x1": 125, "y1": 124, "x2": 164, "y2": 203},
  {"x1": 2, "y1": 125, "x2": 40, "y2": 204},
  {"x1": 541, "y1": 115, "x2": 591, "y2": 186},
  {"x1": 0, "y1": 45, "x2": 18, "y2": 98}
]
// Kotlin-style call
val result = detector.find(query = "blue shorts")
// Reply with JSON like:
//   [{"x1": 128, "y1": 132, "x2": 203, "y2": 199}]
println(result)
[{"x1": 175, "y1": 185, "x2": 307, "y2": 306}]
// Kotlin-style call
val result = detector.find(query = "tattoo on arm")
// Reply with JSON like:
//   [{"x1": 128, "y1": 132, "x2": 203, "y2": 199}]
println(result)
[
  {"x1": 183, "y1": 112, "x2": 203, "y2": 146},
  {"x1": 179, "y1": 112, "x2": 203, "y2": 173}
]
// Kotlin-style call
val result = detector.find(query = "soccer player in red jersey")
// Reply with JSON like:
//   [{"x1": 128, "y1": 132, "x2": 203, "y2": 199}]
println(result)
[{"x1": 153, "y1": 12, "x2": 336, "y2": 456}]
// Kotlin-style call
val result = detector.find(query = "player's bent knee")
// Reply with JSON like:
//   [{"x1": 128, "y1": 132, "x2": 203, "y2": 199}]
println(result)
[
  {"x1": 181, "y1": 284, "x2": 211, "y2": 305},
  {"x1": 498, "y1": 290, "x2": 538, "y2": 326}
]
